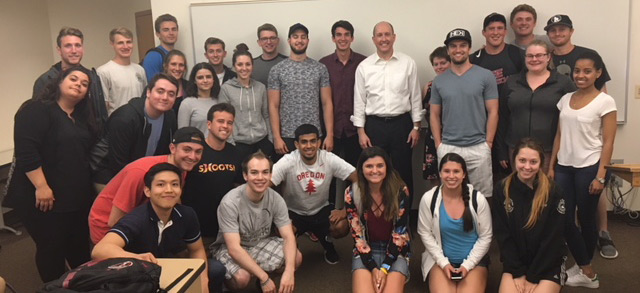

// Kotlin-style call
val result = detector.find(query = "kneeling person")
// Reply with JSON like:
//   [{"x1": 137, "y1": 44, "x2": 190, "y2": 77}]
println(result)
[
  {"x1": 271, "y1": 124, "x2": 355, "y2": 264},
  {"x1": 91, "y1": 163, "x2": 225, "y2": 292},
  {"x1": 211, "y1": 152, "x2": 302, "y2": 292}
]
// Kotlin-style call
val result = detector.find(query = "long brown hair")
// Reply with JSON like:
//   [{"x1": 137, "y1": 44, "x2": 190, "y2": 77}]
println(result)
[
  {"x1": 503, "y1": 137, "x2": 552, "y2": 229},
  {"x1": 439, "y1": 153, "x2": 474, "y2": 232},
  {"x1": 356, "y1": 147, "x2": 404, "y2": 222}
]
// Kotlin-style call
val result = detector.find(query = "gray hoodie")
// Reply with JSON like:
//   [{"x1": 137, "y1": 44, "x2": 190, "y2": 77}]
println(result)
[{"x1": 219, "y1": 78, "x2": 271, "y2": 144}]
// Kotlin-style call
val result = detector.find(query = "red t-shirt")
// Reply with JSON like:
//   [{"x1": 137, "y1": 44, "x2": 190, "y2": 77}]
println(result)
[{"x1": 89, "y1": 155, "x2": 171, "y2": 244}]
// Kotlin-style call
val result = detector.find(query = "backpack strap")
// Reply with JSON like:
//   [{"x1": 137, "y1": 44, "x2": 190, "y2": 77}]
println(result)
[
  {"x1": 507, "y1": 44, "x2": 525, "y2": 73},
  {"x1": 430, "y1": 185, "x2": 440, "y2": 217},
  {"x1": 472, "y1": 189, "x2": 479, "y2": 212},
  {"x1": 140, "y1": 47, "x2": 167, "y2": 66}
]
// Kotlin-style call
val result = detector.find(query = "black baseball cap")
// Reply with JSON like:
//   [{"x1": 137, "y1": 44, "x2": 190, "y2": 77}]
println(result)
[
  {"x1": 288, "y1": 23, "x2": 309, "y2": 38},
  {"x1": 172, "y1": 127, "x2": 205, "y2": 146},
  {"x1": 544, "y1": 14, "x2": 573, "y2": 31},
  {"x1": 483, "y1": 13, "x2": 506, "y2": 29},
  {"x1": 444, "y1": 28, "x2": 472, "y2": 46}
]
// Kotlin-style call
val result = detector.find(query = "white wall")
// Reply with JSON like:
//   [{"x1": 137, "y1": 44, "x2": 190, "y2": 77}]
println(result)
[
  {"x1": 0, "y1": 0, "x2": 54, "y2": 163},
  {"x1": 0, "y1": 0, "x2": 151, "y2": 165},
  {"x1": 46, "y1": 0, "x2": 152, "y2": 68}
]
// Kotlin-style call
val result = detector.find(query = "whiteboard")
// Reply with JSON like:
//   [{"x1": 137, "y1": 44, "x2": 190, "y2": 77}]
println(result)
[{"x1": 190, "y1": 0, "x2": 630, "y2": 122}]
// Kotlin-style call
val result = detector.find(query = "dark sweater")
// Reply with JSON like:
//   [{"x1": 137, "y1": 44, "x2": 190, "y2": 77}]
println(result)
[
  {"x1": 497, "y1": 70, "x2": 576, "y2": 160},
  {"x1": 492, "y1": 177, "x2": 566, "y2": 283}
]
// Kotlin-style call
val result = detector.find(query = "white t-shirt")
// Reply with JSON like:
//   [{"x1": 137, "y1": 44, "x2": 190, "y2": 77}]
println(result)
[
  {"x1": 96, "y1": 60, "x2": 147, "y2": 115},
  {"x1": 271, "y1": 149, "x2": 355, "y2": 216},
  {"x1": 557, "y1": 92, "x2": 616, "y2": 167}
]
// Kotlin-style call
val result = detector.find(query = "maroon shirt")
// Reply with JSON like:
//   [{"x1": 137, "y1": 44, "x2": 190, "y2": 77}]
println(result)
[
  {"x1": 365, "y1": 209, "x2": 393, "y2": 242},
  {"x1": 319, "y1": 50, "x2": 366, "y2": 138}
]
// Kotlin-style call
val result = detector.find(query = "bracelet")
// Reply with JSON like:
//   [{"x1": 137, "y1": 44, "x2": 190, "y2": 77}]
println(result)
[
  {"x1": 380, "y1": 267, "x2": 389, "y2": 275},
  {"x1": 260, "y1": 278, "x2": 271, "y2": 287}
]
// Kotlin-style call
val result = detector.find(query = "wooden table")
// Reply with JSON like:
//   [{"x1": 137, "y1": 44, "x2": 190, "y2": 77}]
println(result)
[
  {"x1": 605, "y1": 164, "x2": 640, "y2": 187},
  {"x1": 158, "y1": 258, "x2": 205, "y2": 293}
]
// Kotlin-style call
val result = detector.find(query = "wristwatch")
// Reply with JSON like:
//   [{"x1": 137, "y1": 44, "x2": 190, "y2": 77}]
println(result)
[
  {"x1": 413, "y1": 126, "x2": 420, "y2": 131},
  {"x1": 596, "y1": 177, "x2": 606, "y2": 184}
]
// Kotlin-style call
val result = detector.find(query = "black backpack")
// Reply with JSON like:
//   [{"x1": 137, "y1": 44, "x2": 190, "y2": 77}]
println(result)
[
  {"x1": 38, "y1": 258, "x2": 162, "y2": 293},
  {"x1": 140, "y1": 47, "x2": 167, "y2": 66}
]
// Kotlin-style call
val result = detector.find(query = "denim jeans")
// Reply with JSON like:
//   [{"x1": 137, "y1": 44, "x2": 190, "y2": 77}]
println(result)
[
  {"x1": 555, "y1": 163, "x2": 600, "y2": 266},
  {"x1": 208, "y1": 258, "x2": 227, "y2": 292}
]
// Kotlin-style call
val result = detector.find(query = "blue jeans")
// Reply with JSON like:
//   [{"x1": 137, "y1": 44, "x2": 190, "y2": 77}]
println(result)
[
  {"x1": 555, "y1": 163, "x2": 600, "y2": 266},
  {"x1": 351, "y1": 241, "x2": 410, "y2": 279},
  {"x1": 208, "y1": 258, "x2": 226, "y2": 293}
]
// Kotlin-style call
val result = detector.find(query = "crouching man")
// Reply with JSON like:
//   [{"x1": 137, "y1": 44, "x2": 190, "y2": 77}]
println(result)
[
  {"x1": 211, "y1": 151, "x2": 302, "y2": 293},
  {"x1": 91, "y1": 163, "x2": 225, "y2": 292}
]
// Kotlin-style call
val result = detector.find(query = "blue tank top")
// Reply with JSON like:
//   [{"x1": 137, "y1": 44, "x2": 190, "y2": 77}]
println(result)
[{"x1": 439, "y1": 202, "x2": 478, "y2": 264}]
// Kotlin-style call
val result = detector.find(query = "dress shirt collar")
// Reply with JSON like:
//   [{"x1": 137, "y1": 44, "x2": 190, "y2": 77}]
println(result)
[
  {"x1": 332, "y1": 49, "x2": 356, "y2": 63},
  {"x1": 374, "y1": 51, "x2": 398, "y2": 63}
]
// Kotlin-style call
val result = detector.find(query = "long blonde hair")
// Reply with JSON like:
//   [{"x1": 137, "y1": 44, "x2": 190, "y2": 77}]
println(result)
[{"x1": 503, "y1": 138, "x2": 552, "y2": 229}]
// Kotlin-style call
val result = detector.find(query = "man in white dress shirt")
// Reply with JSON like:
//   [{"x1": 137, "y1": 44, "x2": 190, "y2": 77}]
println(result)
[{"x1": 353, "y1": 21, "x2": 422, "y2": 196}]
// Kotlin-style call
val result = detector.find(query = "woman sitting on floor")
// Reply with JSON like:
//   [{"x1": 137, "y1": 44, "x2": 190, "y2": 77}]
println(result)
[
  {"x1": 345, "y1": 146, "x2": 410, "y2": 293},
  {"x1": 418, "y1": 153, "x2": 492, "y2": 293}
]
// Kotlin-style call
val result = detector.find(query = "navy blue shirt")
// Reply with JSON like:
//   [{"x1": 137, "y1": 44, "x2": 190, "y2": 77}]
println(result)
[{"x1": 109, "y1": 202, "x2": 201, "y2": 257}]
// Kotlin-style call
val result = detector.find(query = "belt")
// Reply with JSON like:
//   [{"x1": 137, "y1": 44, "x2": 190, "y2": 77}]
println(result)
[{"x1": 366, "y1": 112, "x2": 410, "y2": 122}]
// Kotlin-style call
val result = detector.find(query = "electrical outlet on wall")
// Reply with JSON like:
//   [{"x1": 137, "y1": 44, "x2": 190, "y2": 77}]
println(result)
[{"x1": 610, "y1": 174, "x2": 624, "y2": 188}]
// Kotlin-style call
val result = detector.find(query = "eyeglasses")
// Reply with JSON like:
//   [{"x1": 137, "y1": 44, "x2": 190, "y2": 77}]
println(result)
[
  {"x1": 259, "y1": 37, "x2": 278, "y2": 43},
  {"x1": 525, "y1": 53, "x2": 548, "y2": 59}
]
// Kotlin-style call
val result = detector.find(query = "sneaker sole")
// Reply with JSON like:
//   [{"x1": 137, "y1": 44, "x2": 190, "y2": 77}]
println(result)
[
  {"x1": 324, "y1": 251, "x2": 339, "y2": 265},
  {"x1": 600, "y1": 249, "x2": 619, "y2": 259},
  {"x1": 566, "y1": 281, "x2": 599, "y2": 289},
  {"x1": 324, "y1": 256, "x2": 339, "y2": 265}
]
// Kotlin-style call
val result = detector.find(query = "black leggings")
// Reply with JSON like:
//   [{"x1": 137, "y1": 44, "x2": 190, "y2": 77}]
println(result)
[{"x1": 22, "y1": 208, "x2": 91, "y2": 282}]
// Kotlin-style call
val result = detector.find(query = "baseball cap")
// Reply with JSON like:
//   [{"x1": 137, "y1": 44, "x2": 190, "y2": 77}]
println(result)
[
  {"x1": 444, "y1": 28, "x2": 472, "y2": 46},
  {"x1": 483, "y1": 13, "x2": 507, "y2": 29},
  {"x1": 544, "y1": 14, "x2": 573, "y2": 31},
  {"x1": 288, "y1": 23, "x2": 309, "y2": 38},
  {"x1": 172, "y1": 127, "x2": 205, "y2": 146}
]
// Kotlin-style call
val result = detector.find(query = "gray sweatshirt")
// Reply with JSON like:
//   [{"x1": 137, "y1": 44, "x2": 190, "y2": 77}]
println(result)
[{"x1": 219, "y1": 78, "x2": 271, "y2": 144}]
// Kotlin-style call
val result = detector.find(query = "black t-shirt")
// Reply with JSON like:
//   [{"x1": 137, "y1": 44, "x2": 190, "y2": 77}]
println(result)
[
  {"x1": 181, "y1": 143, "x2": 244, "y2": 237},
  {"x1": 552, "y1": 45, "x2": 611, "y2": 90},
  {"x1": 109, "y1": 202, "x2": 201, "y2": 257},
  {"x1": 471, "y1": 44, "x2": 524, "y2": 93}
]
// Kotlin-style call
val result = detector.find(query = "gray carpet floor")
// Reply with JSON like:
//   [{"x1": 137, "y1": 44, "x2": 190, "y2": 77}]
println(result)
[{"x1": 1, "y1": 211, "x2": 639, "y2": 292}]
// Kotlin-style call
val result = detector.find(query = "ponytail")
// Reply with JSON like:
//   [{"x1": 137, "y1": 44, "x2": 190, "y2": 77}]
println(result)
[{"x1": 461, "y1": 183, "x2": 474, "y2": 232}]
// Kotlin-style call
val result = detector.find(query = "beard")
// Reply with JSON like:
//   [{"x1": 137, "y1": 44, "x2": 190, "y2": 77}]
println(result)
[
  {"x1": 290, "y1": 44, "x2": 307, "y2": 55},
  {"x1": 452, "y1": 55, "x2": 468, "y2": 65}
]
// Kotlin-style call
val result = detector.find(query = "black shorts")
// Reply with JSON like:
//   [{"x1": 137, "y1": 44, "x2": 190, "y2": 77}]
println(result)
[{"x1": 288, "y1": 204, "x2": 333, "y2": 237}]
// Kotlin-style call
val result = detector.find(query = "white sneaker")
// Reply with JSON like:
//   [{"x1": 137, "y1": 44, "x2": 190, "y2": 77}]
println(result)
[
  {"x1": 565, "y1": 270, "x2": 599, "y2": 289},
  {"x1": 566, "y1": 264, "x2": 580, "y2": 277}
]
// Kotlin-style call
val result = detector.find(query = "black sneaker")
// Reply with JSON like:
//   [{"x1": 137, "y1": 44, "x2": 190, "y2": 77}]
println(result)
[{"x1": 324, "y1": 246, "x2": 339, "y2": 265}]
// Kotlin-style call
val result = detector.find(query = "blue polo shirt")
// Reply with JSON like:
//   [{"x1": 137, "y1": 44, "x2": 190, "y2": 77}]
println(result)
[{"x1": 109, "y1": 202, "x2": 201, "y2": 257}]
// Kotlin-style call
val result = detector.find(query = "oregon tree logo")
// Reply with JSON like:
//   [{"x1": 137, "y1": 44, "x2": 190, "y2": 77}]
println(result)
[{"x1": 305, "y1": 179, "x2": 317, "y2": 195}]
